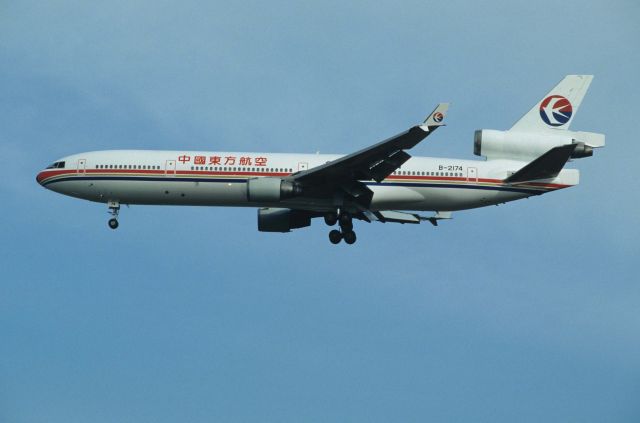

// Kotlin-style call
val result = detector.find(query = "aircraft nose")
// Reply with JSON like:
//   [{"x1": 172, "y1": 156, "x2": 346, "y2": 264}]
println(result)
[{"x1": 36, "y1": 170, "x2": 46, "y2": 186}]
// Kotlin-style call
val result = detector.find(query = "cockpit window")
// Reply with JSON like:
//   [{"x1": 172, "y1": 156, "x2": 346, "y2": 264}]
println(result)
[{"x1": 45, "y1": 161, "x2": 66, "y2": 169}]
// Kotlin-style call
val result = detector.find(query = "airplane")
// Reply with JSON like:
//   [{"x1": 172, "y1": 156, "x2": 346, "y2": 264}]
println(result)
[{"x1": 36, "y1": 75, "x2": 604, "y2": 244}]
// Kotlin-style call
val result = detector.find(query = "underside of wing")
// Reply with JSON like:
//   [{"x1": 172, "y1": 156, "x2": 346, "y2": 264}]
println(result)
[{"x1": 288, "y1": 103, "x2": 449, "y2": 209}]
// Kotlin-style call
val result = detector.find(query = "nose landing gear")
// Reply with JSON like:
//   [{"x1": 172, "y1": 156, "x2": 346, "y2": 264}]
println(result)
[
  {"x1": 107, "y1": 201, "x2": 120, "y2": 230},
  {"x1": 325, "y1": 211, "x2": 357, "y2": 245}
]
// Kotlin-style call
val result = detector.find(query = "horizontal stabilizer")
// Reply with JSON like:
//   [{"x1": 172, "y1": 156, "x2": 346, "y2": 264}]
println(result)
[{"x1": 505, "y1": 144, "x2": 577, "y2": 184}]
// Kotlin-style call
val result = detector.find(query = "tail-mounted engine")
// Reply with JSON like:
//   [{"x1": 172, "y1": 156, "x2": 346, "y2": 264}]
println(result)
[{"x1": 473, "y1": 129, "x2": 605, "y2": 161}]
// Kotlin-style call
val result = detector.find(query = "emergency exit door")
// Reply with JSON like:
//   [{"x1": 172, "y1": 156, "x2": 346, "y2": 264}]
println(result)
[
  {"x1": 165, "y1": 160, "x2": 176, "y2": 176},
  {"x1": 77, "y1": 159, "x2": 86, "y2": 174},
  {"x1": 467, "y1": 167, "x2": 478, "y2": 182}
]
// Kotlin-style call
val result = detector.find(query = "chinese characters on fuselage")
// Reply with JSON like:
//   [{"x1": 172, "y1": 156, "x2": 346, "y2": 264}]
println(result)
[{"x1": 177, "y1": 155, "x2": 268, "y2": 167}]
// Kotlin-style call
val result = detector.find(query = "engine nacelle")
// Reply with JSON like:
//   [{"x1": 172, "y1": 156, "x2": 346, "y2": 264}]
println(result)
[
  {"x1": 247, "y1": 177, "x2": 302, "y2": 202},
  {"x1": 257, "y1": 208, "x2": 311, "y2": 232},
  {"x1": 474, "y1": 129, "x2": 604, "y2": 160}
]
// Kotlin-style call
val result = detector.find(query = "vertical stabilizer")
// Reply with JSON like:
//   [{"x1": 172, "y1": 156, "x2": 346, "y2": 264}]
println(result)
[{"x1": 510, "y1": 75, "x2": 593, "y2": 133}]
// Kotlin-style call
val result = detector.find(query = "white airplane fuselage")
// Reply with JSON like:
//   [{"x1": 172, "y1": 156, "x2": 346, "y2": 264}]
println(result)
[
  {"x1": 37, "y1": 149, "x2": 578, "y2": 212},
  {"x1": 35, "y1": 76, "x2": 603, "y2": 244}
]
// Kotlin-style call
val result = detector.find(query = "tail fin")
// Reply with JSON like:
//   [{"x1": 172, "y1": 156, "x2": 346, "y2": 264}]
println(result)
[{"x1": 510, "y1": 75, "x2": 593, "y2": 133}]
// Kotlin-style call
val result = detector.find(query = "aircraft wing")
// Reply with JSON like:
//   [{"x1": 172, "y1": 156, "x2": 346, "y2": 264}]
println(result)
[{"x1": 288, "y1": 103, "x2": 449, "y2": 205}]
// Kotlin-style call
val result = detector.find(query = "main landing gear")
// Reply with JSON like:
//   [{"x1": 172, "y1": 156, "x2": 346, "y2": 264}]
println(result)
[
  {"x1": 107, "y1": 201, "x2": 120, "y2": 230},
  {"x1": 325, "y1": 211, "x2": 357, "y2": 245}
]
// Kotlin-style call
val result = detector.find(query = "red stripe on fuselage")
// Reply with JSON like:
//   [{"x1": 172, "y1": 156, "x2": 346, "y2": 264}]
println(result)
[{"x1": 37, "y1": 168, "x2": 570, "y2": 190}]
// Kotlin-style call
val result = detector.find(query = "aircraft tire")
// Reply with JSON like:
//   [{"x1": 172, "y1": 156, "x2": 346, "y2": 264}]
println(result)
[
  {"x1": 108, "y1": 218, "x2": 119, "y2": 230},
  {"x1": 324, "y1": 212, "x2": 338, "y2": 226},
  {"x1": 343, "y1": 231, "x2": 356, "y2": 245},
  {"x1": 329, "y1": 229, "x2": 342, "y2": 244}
]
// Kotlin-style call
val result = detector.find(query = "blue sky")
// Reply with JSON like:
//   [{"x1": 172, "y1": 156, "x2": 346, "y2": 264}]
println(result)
[{"x1": 1, "y1": 1, "x2": 639, "y2": 422}]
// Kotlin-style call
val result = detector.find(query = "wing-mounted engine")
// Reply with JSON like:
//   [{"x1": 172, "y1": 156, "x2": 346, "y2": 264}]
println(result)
[
  {"x1": 473, "y1": 129, "x2": 605, "y2": 161},
  {"x1": 257, "y1": 208, "x2": 312, "y2": 232},
  {"x1": 247, "y1": 177, "x2": 302, "y2": 202}
]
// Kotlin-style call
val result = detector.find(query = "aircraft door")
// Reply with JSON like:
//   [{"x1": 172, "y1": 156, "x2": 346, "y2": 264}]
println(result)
[
  {"x1": 298, "y1": 162, "x2": 308, "y2": 171},
  {"x1": 77, "y1": 159, "x2": 86, "y2": 174},
  {"x1": 165, "y1": 160, "x2": 176, "y2": 176},
  {"x1": 467, "y1": 167, "x2": 478, "y2": 182}
]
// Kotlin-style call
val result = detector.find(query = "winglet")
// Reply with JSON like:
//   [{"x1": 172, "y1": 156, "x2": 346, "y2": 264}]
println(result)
[{"x1": 421, "y1": 103, "x2": 450, "y2": 130}]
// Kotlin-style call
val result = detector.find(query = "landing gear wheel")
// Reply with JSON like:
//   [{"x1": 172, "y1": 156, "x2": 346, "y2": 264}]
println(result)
[
  {"x1": 343, "y1": 230, "x2": 357, "y2": 245},
  {"x1": 324, "y1": 212, "x2": 338, "y2": 226},
  {"x1": 107, "y1": 201, "x2": 121, "y2": 230},
  {"x1": 329, "y1": 229, "x2": 342, "y2": 244}
]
